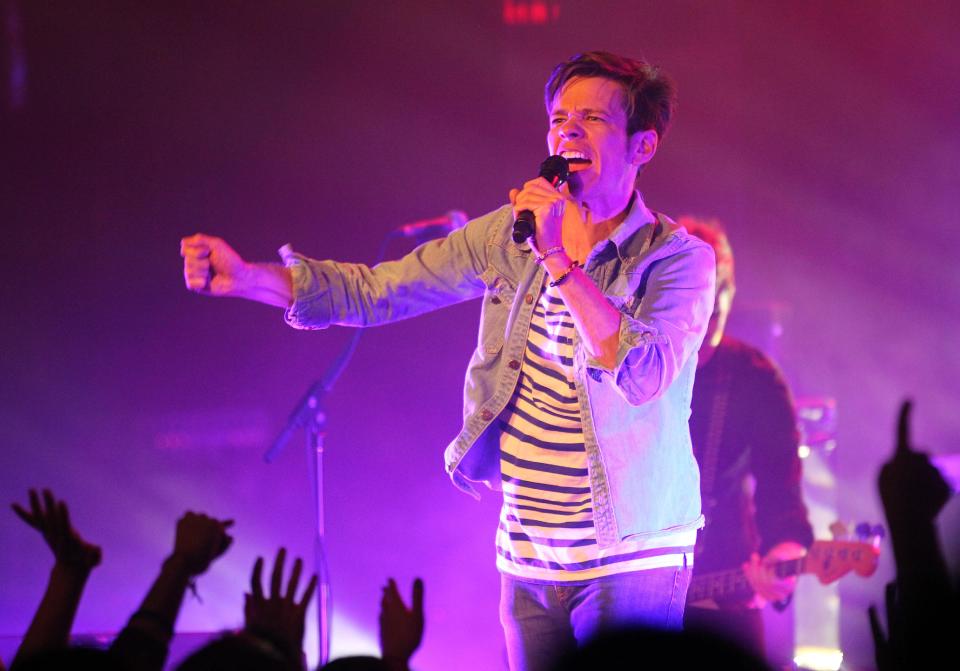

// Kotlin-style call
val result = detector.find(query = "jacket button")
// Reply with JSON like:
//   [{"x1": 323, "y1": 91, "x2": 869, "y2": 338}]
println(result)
[
  {"x1": 491, "y1": 296, "x2": 502, "y2": 304},
  {"x1": 479, "y1": 409, "x2": 494, "y2": 421},
  {"x1": 508, "y1": 359, "x2": 521, "y2": 370},
  {"x1": 524, "y1": 294, "x2": 534, "y2": 304}
]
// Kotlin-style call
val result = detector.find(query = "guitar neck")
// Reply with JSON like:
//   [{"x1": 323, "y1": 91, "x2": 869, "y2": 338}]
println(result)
[
  {"x1": 687, "y1": 556, "x2": 807, "y2": 603},
  {"x1": 686, "y1": 540, "x2": 880, "y2": 604}
]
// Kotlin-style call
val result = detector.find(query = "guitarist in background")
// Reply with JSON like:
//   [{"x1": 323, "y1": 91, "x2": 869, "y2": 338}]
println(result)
[{"x1": 681, "y1": 217, "x2": 814, "y2": 656}]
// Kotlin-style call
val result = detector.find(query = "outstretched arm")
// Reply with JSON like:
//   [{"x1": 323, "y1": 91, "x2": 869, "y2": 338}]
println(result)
[
  {"x1": 10, "y1": 489, "x2": 102, "y2": 667},
  {"x1": 110, "y1": 511, "x2": 233, "y2": 671}
]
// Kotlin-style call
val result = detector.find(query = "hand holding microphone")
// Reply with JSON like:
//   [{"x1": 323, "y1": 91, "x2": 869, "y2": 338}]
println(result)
[{"x1": 510, "y1": 155, "x2": 570, "y2": 249}]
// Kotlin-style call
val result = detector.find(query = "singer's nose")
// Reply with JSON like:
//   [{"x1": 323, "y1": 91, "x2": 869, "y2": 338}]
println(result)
[{"x1": 558, "y1": 118, "x2": 583, "y2": 139}]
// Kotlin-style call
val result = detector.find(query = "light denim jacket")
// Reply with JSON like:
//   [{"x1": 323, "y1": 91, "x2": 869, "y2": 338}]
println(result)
[{"x1": 282, "y1": 195, "x2": 715, "y2": 548}]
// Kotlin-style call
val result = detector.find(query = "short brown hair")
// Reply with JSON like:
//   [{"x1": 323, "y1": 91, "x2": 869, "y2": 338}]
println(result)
[{"x1": 544, "y1": 51, "x2": 676, "y2": 139}]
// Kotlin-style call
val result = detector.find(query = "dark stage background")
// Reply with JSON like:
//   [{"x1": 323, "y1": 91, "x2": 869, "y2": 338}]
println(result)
[{"x1": 1, "y1": 2, "x2": 958, "y2": 669}]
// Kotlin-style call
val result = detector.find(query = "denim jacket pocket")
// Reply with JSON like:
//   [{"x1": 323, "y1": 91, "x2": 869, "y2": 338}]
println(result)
[{"x1": 477, "y1": 264, "x2": 517, "y2": 360}]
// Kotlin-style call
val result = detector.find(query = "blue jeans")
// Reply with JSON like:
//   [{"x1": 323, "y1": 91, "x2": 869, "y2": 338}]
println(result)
[{"x1": 499, "y1": 566, "x2": 691, "y2": 671}]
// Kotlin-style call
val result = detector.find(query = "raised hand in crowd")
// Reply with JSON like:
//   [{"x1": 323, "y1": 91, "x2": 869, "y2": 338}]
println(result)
[
  {"x1": 9, "y1": 489, "x2": 102, "y2": 668},
  {"x1": 243, "y1": 548, "x2": 317, "y2": 670},
  {"x1": 175, "y1": 548, "x2": 316, "y2": 671},
  {"x1": 110, "y1": 511, "x2": 233, "y2": 671},
  {"x1": 12, "y1": 489, "x2": 103, "y2": 572},
  {"x1": 379, "y1": 578, "x2": 424, "y2": 671},
  {"x1": 169, "y1": 510, "x2": 235, "y2": 576},
  {"x1": 868, "y1": 400, "x2": 956, "y2": 671},
  {"x1": 878, "y1": 400, "x2": 951, "y2": 532},
  {"x1": 876, "y1": 400, "x2": 951, "y2": 589}
]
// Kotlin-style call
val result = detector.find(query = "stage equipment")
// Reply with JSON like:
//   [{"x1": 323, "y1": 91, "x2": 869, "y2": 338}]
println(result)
[{"x1": 265, "y1": 209, "x2": 466, "y2": 665}]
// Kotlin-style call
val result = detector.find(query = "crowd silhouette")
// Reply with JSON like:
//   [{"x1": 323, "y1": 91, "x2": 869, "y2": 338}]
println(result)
[
  {"x1": 4, "y1": 400, "x2": 955, "y2": 670},
  {"x1": 3, "y1": 495, "x2": 419, "y2": 671}
]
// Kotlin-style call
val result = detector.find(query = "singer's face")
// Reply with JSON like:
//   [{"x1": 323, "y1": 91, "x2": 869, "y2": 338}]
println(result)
[{"x1": 547, "y1": 77, "x2": 653, "y2": 202}]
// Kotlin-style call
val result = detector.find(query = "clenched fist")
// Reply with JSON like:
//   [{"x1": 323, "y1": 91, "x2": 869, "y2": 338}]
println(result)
[
  {"x1": 180, "y1": 234, "x2": 293, "y2": 307},
  {"x1": 180, "y1": 233, "x2": 249, "y2": 297}
]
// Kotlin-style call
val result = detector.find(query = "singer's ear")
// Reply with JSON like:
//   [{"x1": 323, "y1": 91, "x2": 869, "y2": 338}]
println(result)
[{"x1": 630, "y1": 129, "x2": 659, "y2": 168}]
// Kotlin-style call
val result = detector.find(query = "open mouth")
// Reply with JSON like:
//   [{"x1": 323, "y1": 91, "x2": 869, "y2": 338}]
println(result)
[{"x1": 560, "y1": 150, "x2": 592, "y2": 172}]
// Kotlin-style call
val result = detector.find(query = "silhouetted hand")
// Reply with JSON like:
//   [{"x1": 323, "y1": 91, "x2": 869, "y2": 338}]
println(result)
[
  {"x1": 107, "y1": 512, "x2": 234, "y2": 671},
  {"x1": 244, "y1": 548, "x2": 317, "y2": 668},
  {"x1": 170, "y1": 511, "x2": 234, "y2": 576},
  {"x1": 12, "y1": 489, "x2": 102, "y2": 574},
  {"x1": 867, "y1": 399, "x2": 956, "y2": 671},
  {"x1": 878, "y1": 401, "x2": 951, "y2": 529},
  {"x1": 379, "y1": 578, "x2": 424, "y2": 670}
]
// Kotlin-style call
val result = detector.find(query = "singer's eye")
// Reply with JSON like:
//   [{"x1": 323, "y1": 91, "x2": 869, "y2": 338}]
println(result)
[
  {"x1": 586, "y1": 115, "x2": 604, "y2": 122},
  {"x1": 550, "y1": 117, "x2": 566, "y2": 126}
]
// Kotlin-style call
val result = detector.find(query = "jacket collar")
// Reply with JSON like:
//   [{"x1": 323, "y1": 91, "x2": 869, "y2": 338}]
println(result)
[
  {"x1": 606, "y1": 190, "x2": 656, "y2": 250},
  {"x1": 587, "y1": 190, "x2": 660, "y2": 263}
]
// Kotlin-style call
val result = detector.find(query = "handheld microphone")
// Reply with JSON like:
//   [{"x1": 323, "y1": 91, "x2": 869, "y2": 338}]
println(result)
[
  {"x1": 394, "y1": 210, "x2": 468, "y2": 240},
  {"x1": 512, "y1": 155, "x2": 570, "y2": 244}
]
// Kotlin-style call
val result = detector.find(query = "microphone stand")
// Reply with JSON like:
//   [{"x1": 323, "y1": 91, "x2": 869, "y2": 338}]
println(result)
[{"x1": 261, "y1": 232, "x2": 395, "y2": 666}]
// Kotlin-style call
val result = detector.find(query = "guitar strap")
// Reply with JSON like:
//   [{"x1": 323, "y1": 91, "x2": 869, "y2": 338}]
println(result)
[{"x1": 694, "y1": 356, "x2": 732, "y2": 559}]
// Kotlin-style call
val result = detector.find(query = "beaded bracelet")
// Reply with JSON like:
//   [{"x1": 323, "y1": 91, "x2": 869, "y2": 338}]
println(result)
[
  {"x1": 548, "y1": 260, "x2": 580, "y2": 287},
  {"x1": 534, "y1": 246, "x2": 565, "y2": 264}
]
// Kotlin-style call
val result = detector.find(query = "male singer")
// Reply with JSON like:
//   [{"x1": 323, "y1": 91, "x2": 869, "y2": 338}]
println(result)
[{"x1": 181, "y1": 52, "x2": 715, "y2": 671}]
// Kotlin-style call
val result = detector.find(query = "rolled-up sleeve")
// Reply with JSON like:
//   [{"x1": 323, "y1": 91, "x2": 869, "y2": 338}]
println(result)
[
  {"x1": 279, "y1": 208, "x2": 506, "y2": 330},
  {"x1": 586, "y1": 238, "x2": 716, "y2": 405},
  {"x1": 282, "y1": 251, "x2": 337, "y2": 329}
]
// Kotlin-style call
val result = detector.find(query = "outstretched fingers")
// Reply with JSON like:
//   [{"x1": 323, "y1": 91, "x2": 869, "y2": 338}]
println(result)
[
  {"x1": 10, "y1": 489, "x2": 42, "y2": 530},
  {"x1": 12, "y1": 489, "x2": 58, "y2": 535},
  {"x1": 896, "y1": 399, "x2": 913, "y2": 455},
  {"x1": 286, "y1": 556, "x2": 303, "y2": 600},
  {"x1": 251, "y1": 549, "x2": 316, "y2": 605},
  {"x1": 270, "y1": 547, "x2": 286, "y2": 598},
  {"x1": 250, "y1": 556, "x2": 266, "y2": 601},
  {"x1": 299, "y1": 573, "x2": 318, "y2": 610},
  {"x1": 42, "y1": 490, "x2": 62, "y2": 541},
  {"x1": 411, "y1": 578, "x2": 424, "y2": 615},
  {"x1": 12, "y1": 489, "x2": 102, "y2": 569}
]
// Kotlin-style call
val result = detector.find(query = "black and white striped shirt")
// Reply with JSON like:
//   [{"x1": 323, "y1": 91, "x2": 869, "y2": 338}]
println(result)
[{"x1": 496, "y1": 278, "x2": 695, "y2": 582}]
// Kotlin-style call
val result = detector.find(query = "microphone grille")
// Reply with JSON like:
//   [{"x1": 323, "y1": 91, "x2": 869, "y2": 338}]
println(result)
[{"x1": 540, "y1": 155, "x2": 570, "y2": 184}]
